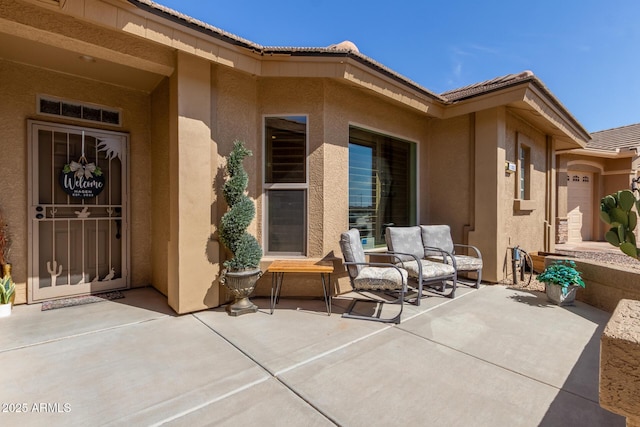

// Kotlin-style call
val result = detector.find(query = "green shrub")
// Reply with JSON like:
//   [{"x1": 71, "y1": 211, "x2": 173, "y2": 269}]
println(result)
[
  {"x1": 219, "y1": 140, "x2": 263, "y2": 270},
  {"x1": 538, "y1": 260, "x2": 585, "y2": 293}
]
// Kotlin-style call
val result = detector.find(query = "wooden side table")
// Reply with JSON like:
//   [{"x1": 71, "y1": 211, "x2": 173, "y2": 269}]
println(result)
[{"x1": 266, "y1": 259, "x2": 334, "y2": 315}]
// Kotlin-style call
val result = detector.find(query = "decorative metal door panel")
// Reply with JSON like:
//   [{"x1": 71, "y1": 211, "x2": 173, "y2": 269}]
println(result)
[{"x1": 28, "y1": 121, "x2": 129, "y2": 302}]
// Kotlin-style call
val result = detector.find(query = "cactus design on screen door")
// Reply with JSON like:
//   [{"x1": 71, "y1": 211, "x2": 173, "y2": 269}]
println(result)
[{"x1": 28, "y1": 122, "x2": 129, "y2": 302}]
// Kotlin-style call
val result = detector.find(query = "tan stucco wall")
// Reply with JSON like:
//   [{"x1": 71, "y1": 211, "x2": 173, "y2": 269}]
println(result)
[
  {"x1": 248, "y1": 78, "x2": 429, "y2": 297},
  {"x1": 257, "y1": 77, "x2": 324, "y2": 257},
  {"x1": 468, "y1": 108, "x2": 506, "y2": 283},
  {"x1": 212, "y1": 64, "x2": 259, "y2": 304},
  {"x1": 0, "y1": 59, "x2": 153, "y2": 304},
  {"x1": 464, "y1": 108, "x2": 555, "y2": 282},
  {"x1": 570, "y1": 259, "x2": 640, "y2": 313},
  {"x1": 427, "y1": 115, "x2": 473, "y2": 243},
  {"x1": 323, "y1": 79, "x2": 429, "y2": 295},
  {"x1": 600, "y1": 299, "x2": 640, "y2": 427},
  {"x1": 1, "y1": 0, "x2": 594, "y2": 312},
  {"x1": 503, "y1": 113, "x2": 549, "y2": 256},
  {"x1": 150, "y1": 77, "x2": 170, "y2": 297},
  {"x1": 166, "y1": 52, "x2": 219, "y2": 313}
]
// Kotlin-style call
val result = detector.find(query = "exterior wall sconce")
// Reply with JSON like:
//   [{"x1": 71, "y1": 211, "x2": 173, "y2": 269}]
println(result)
[
  {"x1": 631, "y1": 176, "x2": 640, "y2": 193},
  {"x1": 505, "y1": 161, "x2": 516, "y2": 174}
]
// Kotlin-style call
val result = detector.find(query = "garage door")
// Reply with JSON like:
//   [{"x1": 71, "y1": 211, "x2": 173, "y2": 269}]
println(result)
[{"x1": 567, "y1": 171, "x2": 593, "y2": 242}]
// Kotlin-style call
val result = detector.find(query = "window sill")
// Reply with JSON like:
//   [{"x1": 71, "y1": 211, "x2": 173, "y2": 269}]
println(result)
[{"x1": 514, "y1": 199, "x2": 536, "y2": 212}]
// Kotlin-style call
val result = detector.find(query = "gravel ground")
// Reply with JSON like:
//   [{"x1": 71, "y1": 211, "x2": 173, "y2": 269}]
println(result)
[{"x1": 501, "y1": 248, "x2": 640, "y2": 292}]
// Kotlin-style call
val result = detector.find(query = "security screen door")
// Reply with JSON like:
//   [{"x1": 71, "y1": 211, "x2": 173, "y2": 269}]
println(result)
[{"x1": 28, "y1": 121, "x2": 129, "y2": 302}]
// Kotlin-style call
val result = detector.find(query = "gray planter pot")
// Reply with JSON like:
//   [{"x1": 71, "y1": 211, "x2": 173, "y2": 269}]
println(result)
[
  {"x1": 220, "y1": 268, "x2": 263, "y2": 316},
  {"x1": 545, "y1": 283, "x2": 579, "y2": 306}
]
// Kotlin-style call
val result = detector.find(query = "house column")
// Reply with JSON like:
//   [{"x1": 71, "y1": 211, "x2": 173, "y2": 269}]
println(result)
[
  {"x1": 167, "y1": 52, "x2": 219, "y2": 314},
  {"x1": 468, "y1": 107, "x2": 507, "y2": 282},
  {"x1": 556, "y1": 155, "x2": 569, "y2": 244},
  {"x1": 545, "y1": 135, "x2": 556, "y2": 251}
]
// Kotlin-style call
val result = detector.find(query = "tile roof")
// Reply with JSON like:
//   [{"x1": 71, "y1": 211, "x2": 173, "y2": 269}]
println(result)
[
  {"x1": 587, "y1": 123, "x2": 640, "y2": 152},
  {"x1": 441, "y1": 70, "x2": 589, "y2": 139},
  {"x1": 128, "y1": 1, "x2": 589, "y2": 139},
  {"x1": 128, "y1": 0, "x2": 445, "y2": 102},
  {"x1": 440, "y1": 71, "x2": 536, "y2": 101},
  {"x1": 128, "y1": 0, "x2": 263, "y2": 51}
]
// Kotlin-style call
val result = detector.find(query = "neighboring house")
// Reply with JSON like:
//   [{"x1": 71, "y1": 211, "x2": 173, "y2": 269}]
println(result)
[
  {"x1": 1, "y1": 0, "x2": 589, "y2": 313},
  {"x1": 556, "y1": 124, "x2": 640, "y2": 243}
]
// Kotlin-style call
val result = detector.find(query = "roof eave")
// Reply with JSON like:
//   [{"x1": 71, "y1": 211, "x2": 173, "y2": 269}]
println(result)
[
  {"x1": 557, "y1": 147, "x2": 637, "y2": 159},
  {"x1": 442, "y1": 79, "x2": 589, "y2": 150},
  {"x1": 126, "y1": 0, "x2": 263, "y2": 53},
  {"x1": 263, "y1": 48, "x2": 446, "y2": 103},
  {"x1": 126, "y1": 0, "x2": 447, "y2": 109}
]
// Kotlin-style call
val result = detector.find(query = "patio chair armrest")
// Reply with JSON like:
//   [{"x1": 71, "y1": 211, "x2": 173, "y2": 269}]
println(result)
[
  {"x1": 453, "y1": 243, "x2": 482, "y2": 259},
  {"x1": 365, "y1": 250, "x2": 413, "y2": 265},
  {"x1": 424, "y1": 246, "x2": 457, "y2": 269}
]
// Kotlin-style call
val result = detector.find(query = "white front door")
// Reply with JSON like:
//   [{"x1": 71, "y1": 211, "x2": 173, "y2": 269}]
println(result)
[
  {"x1": 567, "y1": 172, "x2": 593, "y2": 242},
  {"x1": 28, "y1": 121, "x2": 129, "y2": 302}
]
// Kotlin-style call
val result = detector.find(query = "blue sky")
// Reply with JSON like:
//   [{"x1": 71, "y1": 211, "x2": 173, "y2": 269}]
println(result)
[{"x1": 154, "y1": 0, "x2": 640, "y2": 133}]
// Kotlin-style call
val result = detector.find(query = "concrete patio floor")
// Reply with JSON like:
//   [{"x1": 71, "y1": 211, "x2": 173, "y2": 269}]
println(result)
[{"x1": 0, "y1": 285, "x2": 624, "y2": 426}]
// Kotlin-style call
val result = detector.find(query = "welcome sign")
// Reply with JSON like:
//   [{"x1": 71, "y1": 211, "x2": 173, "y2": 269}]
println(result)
[{"x1": 59, "y1": 160, "x2": 105, "y2": 199}]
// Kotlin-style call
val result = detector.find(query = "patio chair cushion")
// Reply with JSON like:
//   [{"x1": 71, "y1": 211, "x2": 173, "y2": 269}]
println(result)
[
  {"x1": 449, "y1": 255, "x2": 483, "y2": 271},
  {"x1": 353, "y1": 266, "x2": 407, "y2": 291},
  {"x1": 340, "y1": 228, "x2": 366, "y2": 277},
  {"x1": 385, "y1": 226, "x2": 424, "y2": 262},
  {"x1": 421, "y1": 225, "x2": 454, "y2": 256},
  {"x1": 399, "y1": 259, "x2": 455, "y2": 280}
]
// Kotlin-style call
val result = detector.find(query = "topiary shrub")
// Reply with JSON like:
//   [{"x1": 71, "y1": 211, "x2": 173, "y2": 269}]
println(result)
[{"x1": 219, "y1": 140, "x2": 263, "y2": 270}]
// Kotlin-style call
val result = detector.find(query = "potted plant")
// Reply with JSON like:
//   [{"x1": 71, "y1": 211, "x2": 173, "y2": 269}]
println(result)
[
  {"x1": 219, "y1": 140, "x2": 263, "y2": 316},
  {"x1": 0, "y1": 210, "x2": 13, "y2": 307},
  {"x1": 0, "y1": 275, "x2": 15, "y2": 317},
  {"x1": 537, "y1": 260, "x2": 585, "y2": 306}
]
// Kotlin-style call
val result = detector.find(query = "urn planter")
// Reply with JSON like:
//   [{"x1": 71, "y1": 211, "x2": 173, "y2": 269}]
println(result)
[{"x1": 220, "y1": 268, "x2": 262, "y2": 316}]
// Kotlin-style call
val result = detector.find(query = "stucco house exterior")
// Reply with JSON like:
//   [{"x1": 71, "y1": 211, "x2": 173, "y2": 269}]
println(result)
[
  {"x1": 556, "y1": 123, "x2": 640, "y2": 244},
  {"x1": 1, "y1": 0, "x2": 590, "y2": 314}
]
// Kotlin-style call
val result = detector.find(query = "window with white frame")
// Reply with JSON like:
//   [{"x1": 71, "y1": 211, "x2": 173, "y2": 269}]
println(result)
[
  {"x1": 264, "y1": 116, "x2": 307, "y2": 255},
  {"x1": 348, "y1": 126, "x2": 416, "y2": 248}
]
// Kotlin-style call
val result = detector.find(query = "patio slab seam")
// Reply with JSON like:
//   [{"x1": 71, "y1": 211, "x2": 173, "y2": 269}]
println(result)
[
  {"x1": 0, "y1": 315, "x2": 170, "y2": 354},
  {"x1": 174, "y1": 289, "x2": 482, "y2": 425},
  {"x1": 189, "y1": 313, "x2": 340, "y2": 426},
  {"x1": 271, "y1": 287, "x2": 481, "y2": 377},
  {"x1": 400, "y1": 285, "x2": 481, "y2": 323},
  {"x1": 144, "y1": 377, "x2": 272, "y2": 427}
]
